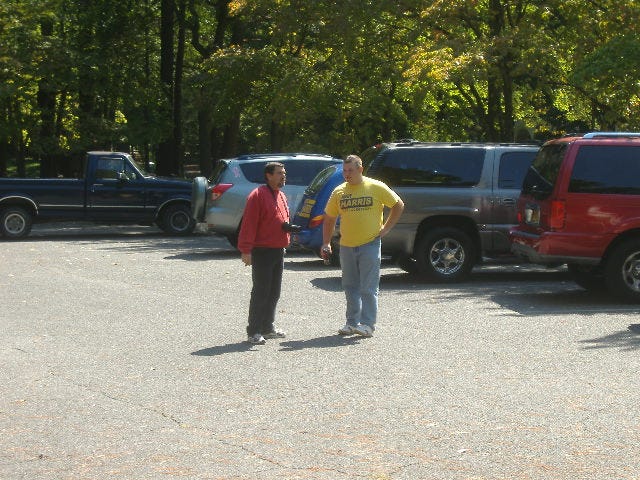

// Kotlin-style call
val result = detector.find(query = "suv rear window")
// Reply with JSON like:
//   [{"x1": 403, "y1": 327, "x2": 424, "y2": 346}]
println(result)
[
  {"x1": 240, "y1": 160, "x2": 337, "y2": 186},
  {"x1": 305, "y1": 165, "x2": 339, "y2": 195},
  {"x1": 368, "y1": 147, "x2": 485, "y2": 187},
  {"x1": 497, "y1": 151, "x2": 538, "y2": 189},
  {"x1": 569, "y1": 145, "x2": 640, "y2": 194},
  {"x1": 521, "y1": 143, "x2": 567, "y2": 199}
]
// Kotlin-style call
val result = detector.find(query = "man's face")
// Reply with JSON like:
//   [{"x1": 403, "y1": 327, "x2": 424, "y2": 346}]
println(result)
[
  {"x1": 342, "y1": 162, "x2": 363, "y2": 184},
  {"x1": 267, "y1": 166, "x2": 286, "y2": 189}
]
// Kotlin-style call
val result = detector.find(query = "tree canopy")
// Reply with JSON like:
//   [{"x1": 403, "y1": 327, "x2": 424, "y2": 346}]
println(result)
[{"x1": 1, "y1": 0, "x2": 638, "y2": 176}]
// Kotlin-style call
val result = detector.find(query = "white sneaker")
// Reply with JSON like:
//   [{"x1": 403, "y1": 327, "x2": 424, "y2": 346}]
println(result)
[
  {"x1": 263, "y1": 328, "x2": 286, "y2": 339},
  {"x1": 338, "y1": 323, "x2": 357, "y2": 335},
  {"x1": 354, "y1": 324, "x2": 374, "y2": 337},
  {"x1": 248, "y1": 333, "x2": 266, "y2": 345}
]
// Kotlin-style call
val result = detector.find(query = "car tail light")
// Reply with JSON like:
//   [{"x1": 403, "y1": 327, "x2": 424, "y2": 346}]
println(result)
[
  {"x1": 523, "y1": 204, "x2": 540, "y2": 225},
  {"x1": 308, "y1": 214, "x2": 324, "y2": 229},
  {"x1": 210, "y1": 183, "x2": 233, "y2": 201},
  {"x1": 549, "y1": 200, "x2": 566, "y2": 229}
]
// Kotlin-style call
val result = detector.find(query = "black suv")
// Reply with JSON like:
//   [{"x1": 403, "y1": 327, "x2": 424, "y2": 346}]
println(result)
[{"x1": 361, "y1": 141, "x2": 539, "y2": 281}]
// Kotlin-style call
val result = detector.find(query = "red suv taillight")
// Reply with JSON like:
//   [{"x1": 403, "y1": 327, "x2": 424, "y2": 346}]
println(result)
[
  {"x1": 549, "y1": 200, "x2": 566, "y2": 229},
  {"x1": 210, "y1": 183, "x2": 233, "y2": 201}
]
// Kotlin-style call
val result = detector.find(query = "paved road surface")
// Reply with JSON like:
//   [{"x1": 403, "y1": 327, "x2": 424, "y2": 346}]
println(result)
[{"x1": 2, "y1": 225, "x2": 640, "y2": 479}]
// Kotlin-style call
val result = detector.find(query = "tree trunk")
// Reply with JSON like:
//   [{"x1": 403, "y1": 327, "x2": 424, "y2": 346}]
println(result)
[
  {"x1": 172, "y1": 0, "x2": 187, "y2": 176},
  {"x1": 38, "y1": 16, "x2": 58, "y2": 177},
  {"x1": 198, "y1": 108, "x2": 213, "y2": 176},
  {"x1": 157, "y1": 0, "x2": 176, "y2": 176},
  {"x1": 270, "y1": 119, "x2": 284, "y2": 152},
  {"x1": 221, "y1": 114, "x2": 240, "y2": 158}
]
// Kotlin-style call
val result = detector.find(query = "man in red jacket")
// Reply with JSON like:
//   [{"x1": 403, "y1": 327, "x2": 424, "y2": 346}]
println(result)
[{"x1": 238, "y1": 162, "x2": 291, "y2": 345}]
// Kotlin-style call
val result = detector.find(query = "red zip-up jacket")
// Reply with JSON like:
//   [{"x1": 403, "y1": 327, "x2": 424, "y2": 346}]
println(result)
[{"x1": 237, "y1": 185, "x2": 290, "y2": 254}]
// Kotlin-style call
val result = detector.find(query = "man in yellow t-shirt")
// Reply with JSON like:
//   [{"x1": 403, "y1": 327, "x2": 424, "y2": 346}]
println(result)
[{"x1": 322, "y1": 154, "x2": 404, "y2": 337}]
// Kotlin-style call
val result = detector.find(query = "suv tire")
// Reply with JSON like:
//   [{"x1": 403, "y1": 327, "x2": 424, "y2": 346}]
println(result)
[
  {"x1": 415, "y1": 227, "x2": 475, "y2": 282},
  {"x1": 604, "y1": 239, "x2": 640, "y2": 302},
  {"x1": 191, "y1": 176, "x2": 208, "y2": 222},
  {"x1": 567, "y1": 264, "x2": 606, "y2": 292}
]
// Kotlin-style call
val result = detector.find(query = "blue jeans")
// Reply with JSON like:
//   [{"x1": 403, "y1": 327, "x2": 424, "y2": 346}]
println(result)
[{"x1": 339, "y1": 237, "x2": 381, "y2": 330}]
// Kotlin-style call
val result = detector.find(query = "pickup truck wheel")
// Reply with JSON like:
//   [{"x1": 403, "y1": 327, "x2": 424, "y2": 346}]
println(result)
[
  {"x1": 604, "y1": 239, "x2": 640, "y2": 302},
  {"x1": 415, "y1": 227, "x2": 474, "y2": 282},
  {"x1": 159, "y1": 204, "x2": 195, "y2": 235},
  {"x1": 567, "y1": 264, "x2": 606, "y2": 292},
  {"x1": 1, "y1": 207, "x2": 33, "y2": 239},
  {"x1": 191, "y1": 176, "x2": 208, "y2": 222}
]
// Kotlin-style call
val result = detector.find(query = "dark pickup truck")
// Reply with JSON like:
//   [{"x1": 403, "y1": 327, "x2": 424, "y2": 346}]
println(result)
[{"x1": 0, "y1": 151, "x2": 195, "y2": 238}]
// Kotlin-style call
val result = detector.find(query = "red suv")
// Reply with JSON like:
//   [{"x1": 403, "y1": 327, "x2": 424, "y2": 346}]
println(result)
[{"x1": 510, "y1": 132, "x2": 640, "y2": 301}]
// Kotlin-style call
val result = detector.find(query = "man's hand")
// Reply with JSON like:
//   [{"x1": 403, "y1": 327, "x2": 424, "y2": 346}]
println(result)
[{"x1": 241, "y1": 253, "x2": 252, "y2": 266}]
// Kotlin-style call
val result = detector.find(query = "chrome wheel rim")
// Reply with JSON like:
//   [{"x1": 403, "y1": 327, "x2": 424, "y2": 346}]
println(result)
[
  {"x1": 429, "y1": 237, "x2": 465, "y2": 275},
  {"x1": 621, "y1": 251, "x2": 640, "y2": 293}
]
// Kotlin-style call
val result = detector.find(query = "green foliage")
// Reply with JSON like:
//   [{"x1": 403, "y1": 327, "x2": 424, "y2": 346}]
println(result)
[{"x1": 1, "y1": 0, "x2": 639, "y2": 175}]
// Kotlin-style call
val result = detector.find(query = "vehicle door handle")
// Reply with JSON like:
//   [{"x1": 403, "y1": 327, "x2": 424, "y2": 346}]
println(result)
[
  {"x1": 500, "y1": 197, "x2": 516, "y2": 206},
  {"x1": 91, "y1": 184, "x2": 104, "y2": 193}
]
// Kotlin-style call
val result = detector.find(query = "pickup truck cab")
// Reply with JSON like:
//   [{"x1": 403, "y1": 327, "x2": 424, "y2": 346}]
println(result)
[{"x1": 0, "y1": 151, "x2": 195, "y2": 238}]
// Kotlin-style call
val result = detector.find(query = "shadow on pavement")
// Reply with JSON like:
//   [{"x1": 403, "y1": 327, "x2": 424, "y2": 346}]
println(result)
[
  {"x1": 279, "y1": 334, "x2": 362, "y2": 351},
  {"x1": 191, "y1": 342, "x2": 256, "y2": 356},
  {"x1": 579, "y1": 324, "x2": 640, "y2": 351}
]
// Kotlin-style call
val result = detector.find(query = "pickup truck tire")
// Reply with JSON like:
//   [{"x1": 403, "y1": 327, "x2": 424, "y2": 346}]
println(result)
[
  {"x1": 567, "y1": 264, "x2": 606, "y2": 292},
  {"x1": 604, "y1": 239, "x2": 640, "y2": 302},
  {"x1": 159, "y1": 204, "x2": 195, "y2": 235},
  {"x1": 1, "y1": 206, "x2": 33, "y2": 239},
  {"x1": 191, "y1": 177, "x2": 208, "y2": 222},
  {"x1": 415, "y1": 227, "x2": 474, "y2": 282}
]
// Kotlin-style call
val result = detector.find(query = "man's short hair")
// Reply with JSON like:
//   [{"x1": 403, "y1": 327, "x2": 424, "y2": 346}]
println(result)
[
  {"x1": 264, "y1": 162, "x2": 285, "y2": 176},
  {"x1": 344, "y1": 154, "x2": 362, "y2": 168}
]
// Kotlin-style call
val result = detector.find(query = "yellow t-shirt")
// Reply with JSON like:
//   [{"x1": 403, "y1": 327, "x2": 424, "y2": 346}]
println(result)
[{"x1": 325, "y1": 177, "x2": 400, "y2": 247}]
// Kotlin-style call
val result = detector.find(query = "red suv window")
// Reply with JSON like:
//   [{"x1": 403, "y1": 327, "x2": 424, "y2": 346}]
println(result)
[{"x1": 569, "y1": 145, "x2": 640, "y2": 194}]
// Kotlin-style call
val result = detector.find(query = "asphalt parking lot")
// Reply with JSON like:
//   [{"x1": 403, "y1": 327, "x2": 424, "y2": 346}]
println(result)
[{"x1": 2, "y1": 224, "x2": 640, "y2": 479}]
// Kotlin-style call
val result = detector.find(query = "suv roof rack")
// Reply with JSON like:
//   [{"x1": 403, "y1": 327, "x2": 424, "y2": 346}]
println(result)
[
  {"x1": 582, "y1": 132, "x2": 640, "y2": 139},
  {"x1": 235, "y1": 153, "x2": 334, "y2": 160}
]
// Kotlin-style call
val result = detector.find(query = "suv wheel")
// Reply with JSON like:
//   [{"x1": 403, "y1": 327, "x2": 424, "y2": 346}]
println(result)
[
  {"x1": 604, "y1": 239, "x2": 640, "y2": 301},
  {"x1": 415, "y1": 227, "x2": 475, "y2": 282},
  {"x1": 567, "y1": 264, "x2": 606, "y2": 292}
]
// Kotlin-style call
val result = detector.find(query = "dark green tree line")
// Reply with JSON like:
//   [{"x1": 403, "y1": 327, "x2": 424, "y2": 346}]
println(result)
[{"x1": 1, "y1": 0, "x2": 638, "y2": 177}]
